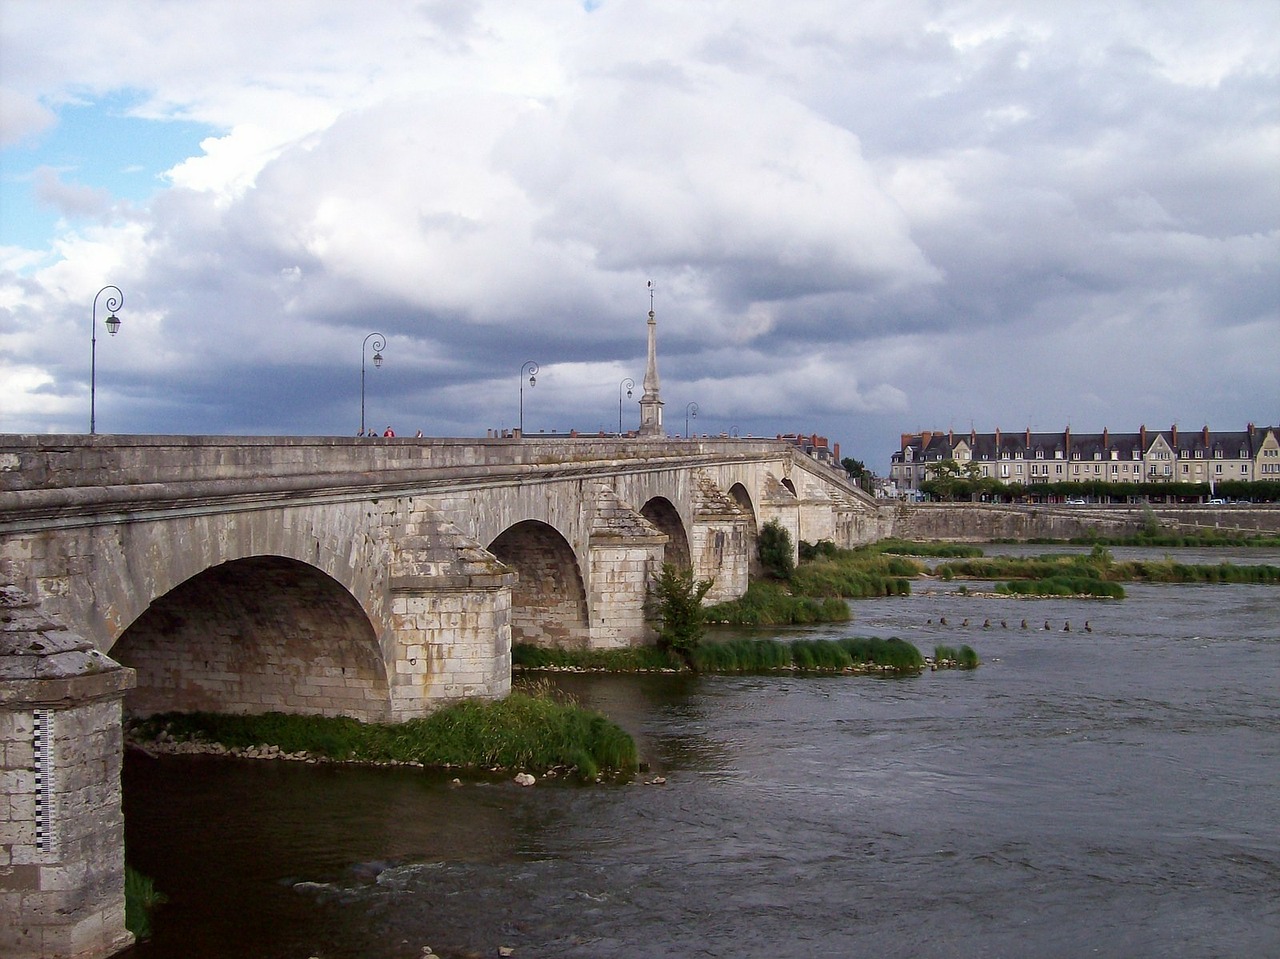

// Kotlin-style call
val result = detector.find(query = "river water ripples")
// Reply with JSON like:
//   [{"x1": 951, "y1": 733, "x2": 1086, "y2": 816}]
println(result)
[{"x1": 123, "y1": 551, "x2": 1280, "y2": 959}]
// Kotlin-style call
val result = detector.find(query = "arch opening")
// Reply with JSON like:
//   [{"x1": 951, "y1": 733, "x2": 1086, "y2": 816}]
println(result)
[
  {"x1": 640, "y1": 497, "x2": 691, "y2": 570},
  {"x1": 111, "y1": 556, "x2": 389, "y2": 721},
  {"x1": 729, "y1": 482, "x2": 761, "y2": 578},
  {"x1": 487, "y1": 520, "x2": 589, "y2": 649}
]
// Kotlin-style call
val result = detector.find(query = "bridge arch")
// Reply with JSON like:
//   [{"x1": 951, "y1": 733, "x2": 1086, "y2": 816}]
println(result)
[
  {"x1": 111, "y1": 555, "x2": 390, "y2": 720},
  {"x1": 487, "y1": 520, "x2": 589, "y2": 648},
  {"x1": 640, "y1": 496, "x2": 691, "y2": 570},
  {"x1": 728, "y1": 482, "x2": 761, "y2": 577}
]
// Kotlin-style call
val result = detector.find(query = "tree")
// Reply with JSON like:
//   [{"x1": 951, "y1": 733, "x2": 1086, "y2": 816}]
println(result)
[
  {"x1": 651, "y1": 563, "x2": 714, "y2": 667},
  {"x1": 758, "y1": 519, "x2": 795, "y2": 580},
  {"x1": 841, "y1": 456, "x2": 875, "y2": 494},
  {"x1": 920, "y1": 459, "x2": 983, "y2": 501}
]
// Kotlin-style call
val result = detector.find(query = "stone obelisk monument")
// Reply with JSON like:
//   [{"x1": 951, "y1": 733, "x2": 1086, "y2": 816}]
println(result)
[{"x1": 638, "y1": 280, "x2": 664, "y2": 437}]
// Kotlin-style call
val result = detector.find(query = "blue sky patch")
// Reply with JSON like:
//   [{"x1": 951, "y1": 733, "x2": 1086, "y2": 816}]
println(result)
[{"x1": 0, "y1": 91, "x2": 217, "y2": 250}]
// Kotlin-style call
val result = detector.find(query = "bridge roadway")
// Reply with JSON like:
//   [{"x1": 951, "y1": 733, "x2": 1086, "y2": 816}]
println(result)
[{"x1": 1, "y1": 433, "x2": 879, "y2": 722}]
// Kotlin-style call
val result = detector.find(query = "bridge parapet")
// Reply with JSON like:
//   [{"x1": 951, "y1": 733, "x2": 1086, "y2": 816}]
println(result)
[{"x1": 0, "y1": 434, "x2": 827, "y2": 493}]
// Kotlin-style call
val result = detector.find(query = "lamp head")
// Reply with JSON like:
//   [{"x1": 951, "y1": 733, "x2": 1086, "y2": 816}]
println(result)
[
  {"x1": 529, "y1": 373, "x2": 536, "y2": 388},
  {"x1": 105, "y1": 314, "x2": 121, "y2": 335},
  {"x1": 373, "y1": 351, "x2": 383, "y2": 369}
]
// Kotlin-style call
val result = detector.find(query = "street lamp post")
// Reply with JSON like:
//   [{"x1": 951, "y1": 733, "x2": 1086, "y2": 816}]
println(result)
[
  {"x1": 361, "y1": 332, "x2": 386, "y2": 436},
  {"x1": 618, "y1": 377, "x2": 634, "y2": 435},
  {"x1": 519, "y1": 360, "x2": 538, "y2": 435},
  {"x1": 90, "y1": 285, "x2": 124, "y2": 434},
  {"x1": 685, "y1": 401, "x2": 699, "y2": 439}
]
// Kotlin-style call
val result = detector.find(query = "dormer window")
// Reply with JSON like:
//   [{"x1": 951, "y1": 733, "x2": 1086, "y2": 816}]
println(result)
[
  {"x1": 1093, "y1": 452, "x2": 1101, "y2": 460},
  {"x1": 1036, "y1": 449, "x2": 1044, "y2": 459},
  {"x1": 1195, "y1": 450, "x2": 1203, "y2": 458}
]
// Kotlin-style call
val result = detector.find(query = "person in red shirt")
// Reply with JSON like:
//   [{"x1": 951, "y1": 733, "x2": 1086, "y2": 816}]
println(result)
[{"x1": 382, "y1": 426, "x2": 395, "y2": 437}]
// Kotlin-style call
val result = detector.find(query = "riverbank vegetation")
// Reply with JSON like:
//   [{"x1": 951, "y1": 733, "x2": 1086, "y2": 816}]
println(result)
[
  {"x1": 935, "y1": 545, "x2": 1280, "y2": 592},
  {"x1": 873, "y1": 539, "x2": 984, "y2": 558},
  {"x1": 127, "y1": 689, "x2": 638, "y2": 781},
  {"x1": 703, "y1": 526, "x2": 916, "y2": 627},
  {"x1": 704, "y1": 580, "x2": 852, "y2": 626},
  {"x1": 516, "y1": 636, "x2": 932, "y2": 675}
]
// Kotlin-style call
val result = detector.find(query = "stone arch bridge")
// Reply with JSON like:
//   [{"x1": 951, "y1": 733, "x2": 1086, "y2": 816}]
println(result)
[
  {"x1": 0, "y1": 433, "x2": 884, "y2": 958},
  {"x1": 2, "y1": 434, "x2": 880, "y2": 723}
]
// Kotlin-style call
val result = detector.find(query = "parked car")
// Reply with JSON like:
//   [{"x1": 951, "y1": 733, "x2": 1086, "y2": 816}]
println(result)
[
  {"x1": 1208, "y1": 498, "x2": 1227, "y2": 505},
  {"x1": 1065, "y1": 498, "x2": 1087, "y2": 505}
]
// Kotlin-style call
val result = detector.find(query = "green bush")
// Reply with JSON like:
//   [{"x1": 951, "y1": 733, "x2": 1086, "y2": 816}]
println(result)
[
  {"x1": 758, "y1": 520, "x2": 796, "y2": 580},
  {"x1": 650, "y1": 562, "x2": 713, "y2": 664}
]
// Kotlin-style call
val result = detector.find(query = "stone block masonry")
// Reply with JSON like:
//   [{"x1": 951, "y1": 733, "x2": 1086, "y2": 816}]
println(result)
[{"x1": 1, "y1": 583, "x2": 135, "y2": 959}]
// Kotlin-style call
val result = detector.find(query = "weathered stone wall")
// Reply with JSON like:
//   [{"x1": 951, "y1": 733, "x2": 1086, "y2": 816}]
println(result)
[{"x1": 1, "y1": 584, "x2": 134, "y2": 959}]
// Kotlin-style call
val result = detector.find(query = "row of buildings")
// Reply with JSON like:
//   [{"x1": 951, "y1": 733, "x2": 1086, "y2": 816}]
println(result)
[{"x1": 887, "y1": 423, "x2": 1280, "y2": 496}]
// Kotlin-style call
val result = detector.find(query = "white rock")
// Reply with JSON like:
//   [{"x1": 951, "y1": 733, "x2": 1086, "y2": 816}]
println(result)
[{"x1": 514, "y1": 772, "x2": 536, "y2": 787}]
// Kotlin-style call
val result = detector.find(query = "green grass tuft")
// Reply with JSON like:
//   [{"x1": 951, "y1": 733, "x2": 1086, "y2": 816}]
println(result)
[{"x1": 124, "y1": 865, "x2": 167, "y2": 940}]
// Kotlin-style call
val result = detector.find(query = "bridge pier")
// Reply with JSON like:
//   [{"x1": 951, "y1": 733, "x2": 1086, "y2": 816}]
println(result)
[
  {"x1": 385, "y1": 517, "x2": 518, "y2": 719},
  {"x1": 690, "y1": 474, "x2": 751, "y2": 604},
  {"x1": 1, "y1": 583, "x2": 135, "y2": 959},
  {"x1": 586, "y1": 485, "x2": 669, "y2": 648}
]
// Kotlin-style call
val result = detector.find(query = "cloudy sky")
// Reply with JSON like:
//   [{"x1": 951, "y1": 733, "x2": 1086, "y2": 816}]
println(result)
[{"x1": 2, "y1": 0, "x2": 1277, "y2": 466}]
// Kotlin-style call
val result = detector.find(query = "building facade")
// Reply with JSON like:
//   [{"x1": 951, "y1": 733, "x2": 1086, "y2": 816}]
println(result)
[{"x1": 888, "y1": 423, "x2": 1280, "y2": 496}]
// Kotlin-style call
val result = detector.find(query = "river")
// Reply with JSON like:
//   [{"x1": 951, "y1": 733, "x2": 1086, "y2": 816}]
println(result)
[{"x1": 122, "y1": 553, "x2": 1280, "y2": 959}]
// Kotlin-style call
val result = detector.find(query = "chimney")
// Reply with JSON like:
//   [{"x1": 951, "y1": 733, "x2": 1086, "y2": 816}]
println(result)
[
  {"x1": 1171, "y1": 423, "x2": 1178, "y2": 448},
  {"x1": 994, "y1": 427, "x2": 1001, "y2": 450},
  {"x1": 833, "y1": 442, "x2": 839, "y2": 463},
  {"x1": 921, "y1": 430, "x2": 933, "y2": 450},
  {"x1": 1140, "y1": 424, "x2": 1147, "y2": 449},
  {"x1": 1102, "y1": 427, "x2": 1109, "y2": 448},
  {"x1": 1064, "y1": 425, "x2": 1071, "y2": 454},
  {"x1": 1202, "y1": 425, "x2": 1209, "y2": 447},
  {"x1": 970, "y1": 427, "x2": 976, "y2": 445},
  {"x1": 901, "y1": 433, "x2": 913, "y2": 451}
]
